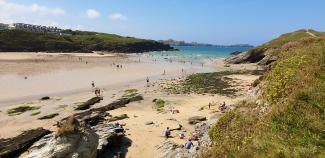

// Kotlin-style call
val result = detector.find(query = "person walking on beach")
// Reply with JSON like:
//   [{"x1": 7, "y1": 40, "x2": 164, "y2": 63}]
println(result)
[
  {"x1": 91, "y1": 81, "x2": 95, "y2": 89},
  {"x1": 208, "y1": 102, "x2": 211, "y2": 109},
  {"x1": 146, "y1": 77, "x2": 150, "y2": 87}
]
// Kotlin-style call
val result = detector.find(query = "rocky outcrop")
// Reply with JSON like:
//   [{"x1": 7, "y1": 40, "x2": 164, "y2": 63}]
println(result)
[
  {"x1": 80, "y1": 112, "x2": 108, "y2": 126},
  {"x1": 107, "y1": 94, "x2": 144, "y2": 109},
  {"x1": 93, "y1": 123, "x2": 125, "y2": 157},
  {"x1": 0, "y1": 128, "x2": 51, "y2": 158},
  {"x1": 22, "y1": 117, "x2": 99, "y2": 158},
  {"x1": 75, "y1": 97, "x2": 103, "y2": 110},
  {"x1": 188, "y1": 116, "x2": 207, "y2": 125},
  {"x1": 230, "y1": 51, "x2": 242, "y2": 56}
]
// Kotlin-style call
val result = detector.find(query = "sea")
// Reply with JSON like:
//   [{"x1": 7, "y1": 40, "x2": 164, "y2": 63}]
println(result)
[{"x1": 149, "y1": 46, "x2": 252, "y2": 63}]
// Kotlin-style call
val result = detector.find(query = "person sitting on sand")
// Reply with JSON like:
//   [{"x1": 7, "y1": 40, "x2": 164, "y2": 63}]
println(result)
[
  {"x1": 163, "y1": 127, "x2": 170, "y2": 138},
  {"x1": 219, "y1": 101, "x2": 226, "y2": 112},
  {"x1": 184, "y1": 139, "x2": 194, "y2": 149},
  {"x1": 179, "y1": 133, "x2": 185, "y2": 139}
]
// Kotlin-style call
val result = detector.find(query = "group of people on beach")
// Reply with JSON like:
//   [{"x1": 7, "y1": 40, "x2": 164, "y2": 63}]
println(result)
[
  {"x1": 208, "y1": 101, "x2": 227, "y2": 112},
  {"x1": 111, "y1": 62, "x2": 123, "y2": 69},
  {"x1": 91, "y1": 81, "x2": 101, "y2": 97},
  {"x1": 162, "y1": 101, "x2": 228, "y2": 150},
  {"x1": 163, "y1": 127, "x2": 194, "y2": 149}
]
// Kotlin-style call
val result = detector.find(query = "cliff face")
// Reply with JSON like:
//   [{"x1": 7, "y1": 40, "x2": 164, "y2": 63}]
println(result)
[
  {"x1": 0, "y1": 30, "x2": 174, "y2": 53},
  {"x1": 203, "y1": 30, "x2": 325, "y2": 157}
]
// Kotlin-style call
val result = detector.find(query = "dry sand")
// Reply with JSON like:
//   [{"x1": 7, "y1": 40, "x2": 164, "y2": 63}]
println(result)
[{"x1": 0, "y1": 52, "x2": 260, "y2": 158}]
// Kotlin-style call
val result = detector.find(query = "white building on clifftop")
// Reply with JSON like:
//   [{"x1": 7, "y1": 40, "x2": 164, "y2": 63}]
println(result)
[{"x1": 12, "y1": 23, "x2": 63, "y2": 34}]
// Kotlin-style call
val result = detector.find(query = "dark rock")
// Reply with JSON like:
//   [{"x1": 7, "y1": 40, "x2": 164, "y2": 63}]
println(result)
[
  {"x1": 75, "y1": 97, "x2": 103, "y2": 110},
  {"x1": 81, "y1": 112, "x2": 108, "y2": 126},
  {"x1": 230, "y1": 51, "x2": 242, "y2": 56},
  {"x1": 258, "y1": 55, "x2": 278, "y2": 65},
  {"x1": 103, "y1": 94, "x2": 144, "y2": 111},
  {"x1": 145, "y1": 121, "x2": 154, "y2": 125},
  {"x1": 188, "y1": 116, "x2": 207, "y2": 125},
  {"x1": 38, "y1": 113, "x2": 59, "y2": 120},
  {"x1": 7, "y1": 106, "x2": 40, "y2": 115},
  {"x1": 128, "y1": 95, "x2": 144, "y2": 102},
  {"x1": 40, "y1": 96, "x2": 50, "y2": 100},
  {"x1": 93, "y1": 123, "x2": 126, "y2": 157},
  {"x1": 0, "y1": 128, "x2": 51, "y2": 158}
]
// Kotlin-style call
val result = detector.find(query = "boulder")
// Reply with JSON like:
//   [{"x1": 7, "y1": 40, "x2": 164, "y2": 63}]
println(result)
[
  {"x1": 188, "y1": 116, "x2": 207, "y2": 125},
  {"x1": 108, "y1": 114, "x2": 129, "y2": 122},
  {"x1": 0, "y1": 128, "x2": 51, "y2": 158},
  {"x1": 230, "y1": 51, "x2": 242, "y2": 56},
  {"x1": 93, "y1": 123, "x2": 125, "y2": 157},
  {"x1": 224, "y1": 52, "x2": 248, "y2": 64},
  {"x1": 75, "y1": 97, "x2": 103, "y2": 110},
  {"x1": 23, "y1": 117, "x2": 99, "y2": 158}
]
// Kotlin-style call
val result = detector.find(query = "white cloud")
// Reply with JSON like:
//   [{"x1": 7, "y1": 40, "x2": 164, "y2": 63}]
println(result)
[
  {"x1": 109, "y1": 13, "x2": 127, "y2": 21},
  {"x1": 86, "y1": 9, "x2": 100, "y2": 19},
  {"x1": 0, "y1": 0, "x2": 65, "y2": 27},
  {"x1": 0, "y1": 0, "x2": 65, "y2": 16}
]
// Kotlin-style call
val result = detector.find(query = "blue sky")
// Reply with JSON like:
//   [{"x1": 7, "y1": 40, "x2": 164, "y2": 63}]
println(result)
[{"x1": 0, "y1": 0, "x2": 325, "y2": 45}]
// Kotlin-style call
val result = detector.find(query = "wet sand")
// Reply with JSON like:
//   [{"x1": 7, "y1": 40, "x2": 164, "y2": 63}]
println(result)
[{"x1": 0, "y1": 52, "x2": 212, "y2": 106}]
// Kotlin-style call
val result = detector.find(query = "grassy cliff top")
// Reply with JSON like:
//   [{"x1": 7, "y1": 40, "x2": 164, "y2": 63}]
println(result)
[
  {"x1": 231, "y1": 29, "x2": 325, "y2": 64},
  {"x1": 0, "y1": 29, "x2": 172, "y2": 52}
]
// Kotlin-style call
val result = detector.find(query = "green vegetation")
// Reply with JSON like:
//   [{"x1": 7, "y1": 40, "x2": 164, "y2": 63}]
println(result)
[
  {"x1": 124, "y1": 88, "x2": 138, "y2": 94},
  {"x1": 30, "y1": 111, "x2": 41, "y2": 116},
  {"x1": 202, "y1": 31, "x2": 325, "y2": 158},
  {"x1": 58, "y1": 104, "x2": 68, "y2": 109},
  {"x1": 242, "y1": 29, "x2": 325, "y2": 63},
  {"x1": 0, "y1": 29, "x2": 172, "y2": 53},
  {"x1": 154, "y1": 99, "x2": 165, "y2": 111},
  {"x1": 165, "y1": 70, "x2": 264, "y2": 96},
  {"x1": 7, "y1": 106, "x2": 40, "y2": 116}
]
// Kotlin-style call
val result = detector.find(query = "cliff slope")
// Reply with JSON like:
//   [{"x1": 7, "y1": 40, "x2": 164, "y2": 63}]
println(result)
[{"x1": 203, "y1": 30, "x2": 325, "y2": 157}]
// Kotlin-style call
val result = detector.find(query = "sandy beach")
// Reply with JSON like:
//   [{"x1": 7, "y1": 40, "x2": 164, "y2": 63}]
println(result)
[{"x1": 0, "y1": 52, "x2": 260, "y2": 158}]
